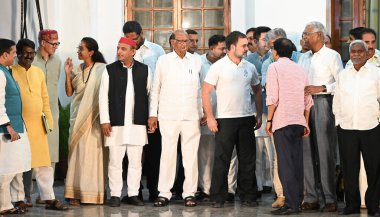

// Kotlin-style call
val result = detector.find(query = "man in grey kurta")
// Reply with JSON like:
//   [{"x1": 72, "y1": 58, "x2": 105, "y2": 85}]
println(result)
[{"x1": 23, "y1": 29, "x2": 61, "y2": 204}]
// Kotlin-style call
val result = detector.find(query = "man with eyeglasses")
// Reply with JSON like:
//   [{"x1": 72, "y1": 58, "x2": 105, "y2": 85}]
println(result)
[
  {"x1": 298, "y1": 21, "x2": 343, "y2": 213},
  {"x1": 21, "y1": 29, "x2": 62, "y2": 206},
  {"x1": 123, "y1": 21, "x2": 165, "y2": 202},
  {"x1": 149, "y1": 30, "x2": 203, "y2": 207}
]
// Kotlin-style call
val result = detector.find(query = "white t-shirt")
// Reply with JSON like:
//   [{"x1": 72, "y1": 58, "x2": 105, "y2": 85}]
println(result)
[{"x1": 204, "y1": 55, "x2": 260, "y2": 119}]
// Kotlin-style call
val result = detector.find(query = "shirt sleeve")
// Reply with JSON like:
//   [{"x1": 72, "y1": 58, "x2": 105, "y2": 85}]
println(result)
[
  {"x1": 99, "y1": 68, "x2": 110, "y2": 124},
  {"x1": 304, "y1": 74, "x2": 314, "y2": 111},
  {"x1": 149, "y1": 56, "x2": 162, "y2": 117},
  {"x1": 251, "y1": 65, "x2": 260, "y2": 86},
  {"x1": 265, "y1": 64, "x2": 279, "y2": 106},
  {"x1": 261, "y1": 59, "x2": 270, "y2": 86},
  {"x1": 0, "y1": 71, "x2": 10, "y2": 125},
  {"x1": 332, "y1": 73, "x2": 342, "y2": 126},
  {"x1": 204, "y1": 64, "x2": 219, "y2": 86},
  {"x1": 326, "y1": 53, "x2": 343, "y2": 93},
  {"x1": 147, "y1": 66, "x2": 153, "y2": 94}
]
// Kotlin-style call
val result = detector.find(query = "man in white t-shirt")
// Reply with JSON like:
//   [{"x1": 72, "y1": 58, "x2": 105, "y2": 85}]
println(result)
[{"x1": 203, "y1": 31, "x2": 263, "y2": 208}]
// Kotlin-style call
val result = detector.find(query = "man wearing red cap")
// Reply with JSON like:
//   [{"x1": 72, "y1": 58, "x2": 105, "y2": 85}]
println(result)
[
  {"x1": 23, "y1": 29, "x2": 62, "y2": 205},
  {"x1": 99, "y1": 37, "x2": 152, "y2": 207}
]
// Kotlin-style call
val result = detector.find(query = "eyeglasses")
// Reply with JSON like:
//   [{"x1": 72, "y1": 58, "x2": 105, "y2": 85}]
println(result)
[
  {"x1": 44, "y1": 40, "x2": 61, "y2": 47},
  {"x1": 174, "y1": 39, "x2": 189, "y2": 44},
  {"x1": 19, "y1": 51, "x2": 36, "y2": 57},
  {"x1": 77, "y1": 46, "x2": 86, "y2": 52},
  {"x1": 302, "y1": 31, "x2": 319, "y2": 38}
]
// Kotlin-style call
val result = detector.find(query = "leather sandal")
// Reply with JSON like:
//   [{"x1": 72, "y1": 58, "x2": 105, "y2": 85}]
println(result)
[
  {"x1": 184, "y1": 196, "x2": 197, "y2": 207},
  {"x1": 153, "y1": 196, "x2": 169, "y2": 207},
  {"x1": 0, "y1": 207, "x2": 25, "y2": 215},
  {"x1": 45, "y1": 199, "x2": 69, "y2": 211}
]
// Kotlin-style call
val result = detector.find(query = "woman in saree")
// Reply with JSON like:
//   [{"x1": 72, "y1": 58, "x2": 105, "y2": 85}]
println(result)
[{"x1": 64, "y1": 37, "x2": 107, "y2": 205}]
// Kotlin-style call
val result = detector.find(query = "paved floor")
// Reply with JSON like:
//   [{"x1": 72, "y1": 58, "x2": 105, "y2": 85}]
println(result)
[{"x1": 16, "y1": 181, "x2": 368, "y2": 217}]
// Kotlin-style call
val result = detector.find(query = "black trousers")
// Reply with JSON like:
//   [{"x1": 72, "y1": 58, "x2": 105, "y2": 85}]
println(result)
[
  {"x1": 210, "y1": 116, "x2": 257, "y2": 202},
  {"x1": 337, "y1": 124, "x2": 380, "y2": 214},
  {"x1": 273, "y1": 125, "x2": 304, "y2": 210}
]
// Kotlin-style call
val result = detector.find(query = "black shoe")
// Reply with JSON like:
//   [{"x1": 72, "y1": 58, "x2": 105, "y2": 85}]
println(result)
[
  {"x1": 256, "y1": 190, "x2": 263, "y2": 199},
  {"x1": 263, "y1": 186, "x2": 272, "y2": 194},
  {"x1": 226, "y1": 193, "x2": 235, "y2": 203},
  {"x1": 271, "y1": 206, "x2": 300, "y2": 215},
  {"x1": 195, "y1": 191, "x2": 210, "y2": 201},
  {"x1": 108, "y1": 196, "x2": 120, "y2": 207},
  {"x1": 124, "y1": 196, "x2": 144, "y2": 206},
  {"x1": 212, "y1": 201, "x2": 225, "y2": 208},
  {"x1": 138, "y1": 190, "x2": 144, "y2": 201},
  {"x1": 368, "y1": 211, "x2": 380, "y2": 216},
  {"x1": 338, "y1": 207, "x2": 360, "y2": 215},
  {"x1": 241, "y1": 200, "x2": 259, "y2": 207}
]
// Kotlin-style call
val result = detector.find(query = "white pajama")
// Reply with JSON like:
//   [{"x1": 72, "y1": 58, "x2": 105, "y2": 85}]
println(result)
[
  {"x1": 0, "y1": 173, "x2": 24, "y2": 211},
  {"x1": 198, "y1": 135, "x2": 215, "y2": 195},
  {"x1": 198, "y1": 135, "x2": 238, "y2": 195},
  {"x1": 158, "y1": 120, "x2": 200, "y2": 199},
  {"x1": 255, "y1": 136, "x2": 274, "y2": 191},
  {"x1": 108, "y1": 145, "x2": 143, "y2": 197},
  {"x1": 227, "y1": 147, "x2": 238, "y2": 194},
  {"x1": 33, "y1": 166, "x2": 55, "y2": 200},
  {"x1": 359, "y1": 154, "x2": 367, "y2": 206}
]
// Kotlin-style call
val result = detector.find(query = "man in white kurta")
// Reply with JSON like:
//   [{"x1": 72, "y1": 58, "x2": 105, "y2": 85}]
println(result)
[
  {"x1": 148, "y1": 30, "x2": 203, "y2": 207},
  {"x1": 99, "y1": 37, "x2": 152, "y2": 207},
  {"x1": 0, "y1": 39, "x2": 31, "y2": 214}
]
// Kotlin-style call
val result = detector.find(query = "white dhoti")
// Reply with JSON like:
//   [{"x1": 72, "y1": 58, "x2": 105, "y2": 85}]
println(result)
[{"x1": 158, "y1": 120, "x2": 200, "y2": 199}]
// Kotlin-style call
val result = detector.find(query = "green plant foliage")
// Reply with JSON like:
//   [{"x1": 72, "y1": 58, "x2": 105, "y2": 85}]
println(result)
[{"x1": 59, "y1": 104, "x2": 70, "y2": 160}]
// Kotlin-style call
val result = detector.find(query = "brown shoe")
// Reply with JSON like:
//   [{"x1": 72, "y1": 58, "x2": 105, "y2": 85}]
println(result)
[
  {"x1": 301, "y1": 202, "x2": 320, "y2": 212},
  {"x1": 322, "y1": 202, "x2": 337, "y2": 212}
]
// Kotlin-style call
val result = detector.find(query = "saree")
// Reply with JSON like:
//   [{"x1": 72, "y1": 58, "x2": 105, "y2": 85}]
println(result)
[{"x1": 64, "y1": 62, "x2": 107, "y2": 204}]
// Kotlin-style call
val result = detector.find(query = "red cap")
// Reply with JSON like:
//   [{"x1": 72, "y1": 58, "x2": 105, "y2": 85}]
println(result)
[
  {"x1": 118, "y1": 37, "x2": 137, "y2": 48},
  {"x1": 38, "y1": 29, "x2": 58, "y2": 41}
]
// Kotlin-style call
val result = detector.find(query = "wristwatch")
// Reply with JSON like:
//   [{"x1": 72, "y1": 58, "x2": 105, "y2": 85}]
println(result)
[{"x1": 322, "y1": 85, "x2": 327, "y2": 92}]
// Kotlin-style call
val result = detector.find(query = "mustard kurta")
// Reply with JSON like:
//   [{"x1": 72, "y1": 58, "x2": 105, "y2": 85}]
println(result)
[{"x1": 12, "y1": 64, "x2": 54, "y2": 168}]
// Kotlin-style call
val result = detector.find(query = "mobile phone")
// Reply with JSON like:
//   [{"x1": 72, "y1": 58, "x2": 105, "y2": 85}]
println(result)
[{"x1": 3, "y1": 134, "x2": 11, "y2": 140}]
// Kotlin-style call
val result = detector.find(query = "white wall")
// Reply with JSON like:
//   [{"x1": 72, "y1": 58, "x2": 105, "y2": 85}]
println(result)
[
  {"x1": 231, "y1": 0, "x2": 329, "y2": 50},
  {"x1": 1, "y1": 0, "x2": 330, "y2": 106},
  {"x1": 0, "y1": 0, "x2": 124, "y2": 106}
]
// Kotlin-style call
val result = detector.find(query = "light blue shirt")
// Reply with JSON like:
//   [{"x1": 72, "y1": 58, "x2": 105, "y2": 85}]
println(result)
[
  {"x1": 134, "y1": 40, "x2": 165, "y2": 74},
  {"x1": 245, "y1": 51, "x2": 271, "y2": 76}
]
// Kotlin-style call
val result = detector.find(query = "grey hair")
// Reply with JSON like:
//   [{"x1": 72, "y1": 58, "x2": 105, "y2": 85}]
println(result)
[
  {"x1": 349, "y1": 40, "x2": 368, "y2": 52},
  {"x1": 173, "y1": 29, "x2": 188, "y2": 37},
  {"x1": 305, "y1": 21, "x2": 327, "y2": 40},
  {"x1": 265, "y1": 28, "x2": 287, "y2": 42}
]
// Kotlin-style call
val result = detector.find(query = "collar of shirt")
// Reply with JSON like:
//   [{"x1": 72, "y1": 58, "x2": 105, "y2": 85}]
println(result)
[
  {"x1": 170, "y1": 51, "x2": 191, "y2": 60},
  {"x1": 346, "y1": 61, "x2": 372, "y2": 73},
  {"x1": 140, "y1": 39, "x2": 153, "y2": 51},
  {"x1": 120, "y1": 60, "x2": 134, "y2": 69},
  {"x1": 225, "y1": 54, "x2": 247, "y2": 67},
  {"x1": 202, "y1": 53, "x2": 213, "y2": 65}
]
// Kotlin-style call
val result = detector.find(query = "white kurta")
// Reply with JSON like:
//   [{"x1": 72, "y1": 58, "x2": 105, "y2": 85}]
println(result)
[
  {"x1": 0, "y1": 70, "x2": 31, "y2": 175},
  {"x1": 99, "y1": 62, "x2": 152, "y2": 147}
]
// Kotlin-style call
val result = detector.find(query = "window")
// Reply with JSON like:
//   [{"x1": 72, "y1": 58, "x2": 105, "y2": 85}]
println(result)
[
  {"x1": 331, "y1": 0, "x2": 366, "y2": 63},
  {"x1": 125, "y1": 0, "x2": 231, "y2": 53}
]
